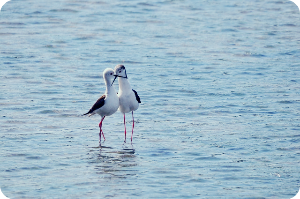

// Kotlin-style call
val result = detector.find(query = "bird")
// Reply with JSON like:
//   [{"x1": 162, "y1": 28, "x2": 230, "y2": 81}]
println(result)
[
  {"x1": 112, "y1": 64, "x2": 141, "y2": 143},
  {"x1": 83, "y1": 68, "x2": 119, "y2": 146}
]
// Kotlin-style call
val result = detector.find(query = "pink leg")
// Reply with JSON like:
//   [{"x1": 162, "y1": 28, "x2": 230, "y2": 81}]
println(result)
[
  {"x1": 124, "y1": 114, "x2": 127, "y2": 143},
  {"x1": 131, "y1": 111, "x2": 134, "y2": 142},
  {"x1": 99, "y1": 116, "x2": 105, "y2": 145}
]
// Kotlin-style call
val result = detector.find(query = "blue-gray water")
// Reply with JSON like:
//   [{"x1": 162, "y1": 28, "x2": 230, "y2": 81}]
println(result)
[{"x1": 1, "y1": 0, "x2": 300, "y2": 198}]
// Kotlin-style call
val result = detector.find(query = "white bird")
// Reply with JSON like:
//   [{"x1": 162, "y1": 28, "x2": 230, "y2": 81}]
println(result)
[
  {"x1": 83, "y1": 68, "x2": 119, "y2": 146},
  {"x1": 112, "y1": 64, "x2": 141, "y2": 143}
]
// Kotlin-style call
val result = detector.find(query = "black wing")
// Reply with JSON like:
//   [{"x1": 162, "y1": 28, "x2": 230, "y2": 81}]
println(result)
[
  {"x1": 132, "y1": 89, "x2": 141, "y2": 103},
  {"x1": 83, "y1": 95, "x2": 105, "y2": 115}
]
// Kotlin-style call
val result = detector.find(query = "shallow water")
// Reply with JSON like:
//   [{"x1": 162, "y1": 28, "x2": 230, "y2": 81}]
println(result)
[{"x1": 1, "y1": 0, "x2": 300, "y2": 198}]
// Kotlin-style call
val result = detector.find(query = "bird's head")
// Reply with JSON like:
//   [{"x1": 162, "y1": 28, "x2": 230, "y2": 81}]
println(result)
[
  {"x1": 112, "y1": 64, "x2": 127, "y2": 85},
  {"x1": 103, "y1": 68, "x2": 116, "y2": 86}
]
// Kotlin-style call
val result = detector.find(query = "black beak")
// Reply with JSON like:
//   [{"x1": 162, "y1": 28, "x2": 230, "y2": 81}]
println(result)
[
  {"x1": 111, "y1": 75, "x2": 118, "y2": 86},
  {"x1": 124, "y1": 69, "x2": 128, "y2": 79}
]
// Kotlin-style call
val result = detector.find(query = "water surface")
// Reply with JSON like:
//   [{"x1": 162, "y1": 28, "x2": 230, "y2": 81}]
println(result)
[{"x1": 1, "y1": 0, "x2": 300, "y2": 198}]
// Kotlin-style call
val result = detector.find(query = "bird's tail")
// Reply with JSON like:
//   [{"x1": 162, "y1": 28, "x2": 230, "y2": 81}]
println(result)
[{"x1": 82, "y1": 111, "x2": 94, "y2": 117}]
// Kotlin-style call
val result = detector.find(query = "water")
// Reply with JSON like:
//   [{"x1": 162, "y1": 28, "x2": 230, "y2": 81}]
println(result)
[{"x1": 1, "y1": 0, "x2": 300, "y2": 198}]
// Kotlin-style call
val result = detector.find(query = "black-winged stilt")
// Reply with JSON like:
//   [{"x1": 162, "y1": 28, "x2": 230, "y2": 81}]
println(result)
[
  {"x1": 84, "y1": 68, "x2": 119, "y2": 146},
  {"x1": 112, "y1": 65, "x2": 141, "y2": 143}
]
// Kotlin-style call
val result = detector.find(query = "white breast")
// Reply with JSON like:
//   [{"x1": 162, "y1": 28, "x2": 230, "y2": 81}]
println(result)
[
  {"x1": 118, "y1": 90, "x2": 139, "y2": 114},
  {"x1": 95, "y1": 93, "x2": 119, "y2": 117}
]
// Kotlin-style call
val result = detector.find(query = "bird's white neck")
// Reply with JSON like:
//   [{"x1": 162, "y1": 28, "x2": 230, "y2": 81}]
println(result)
[
  {"x1": 118, "y1": 77, "x2": 132, "y2": 92},
  {"x1": 105, "y1": 78, "x2": 116, "y2": 95}
]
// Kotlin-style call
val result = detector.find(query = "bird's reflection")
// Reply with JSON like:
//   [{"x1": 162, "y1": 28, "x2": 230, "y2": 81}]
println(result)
[{"x1": 88, "y1": 144, "x2": 137, "y2": 179}]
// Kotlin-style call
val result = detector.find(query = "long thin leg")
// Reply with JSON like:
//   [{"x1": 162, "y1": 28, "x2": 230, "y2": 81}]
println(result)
[
  {"x1": 99, "y1": 116, "x2": 105, "y2": 145},
  {"x1": 124, "y1": 114, "x2": 127, "y2": 143},
  {"x1": 131, "y1": 111, "x2": 134, "y2": 142}
]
